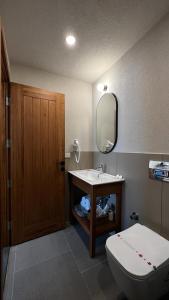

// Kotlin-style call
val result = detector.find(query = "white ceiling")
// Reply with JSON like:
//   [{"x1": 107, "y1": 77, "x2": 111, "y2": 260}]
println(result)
[{"x1": 1, "y1": 0, "x2": 169, "y2": 83}]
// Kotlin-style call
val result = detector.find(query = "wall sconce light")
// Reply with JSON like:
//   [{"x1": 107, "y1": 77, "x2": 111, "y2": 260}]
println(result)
[{"x1": 97, "y1": 83, "x2": 108, "y2": 92}]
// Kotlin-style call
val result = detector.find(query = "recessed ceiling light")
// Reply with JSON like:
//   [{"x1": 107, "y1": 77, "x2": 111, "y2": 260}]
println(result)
[{"x1": 65, "y1": 35, "x2": 76, "y2": 47}]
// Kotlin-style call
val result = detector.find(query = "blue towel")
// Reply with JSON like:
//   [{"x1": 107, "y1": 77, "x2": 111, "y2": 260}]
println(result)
[{"x1": 80, "y1": 196, "x2": 91, "y2": 211}]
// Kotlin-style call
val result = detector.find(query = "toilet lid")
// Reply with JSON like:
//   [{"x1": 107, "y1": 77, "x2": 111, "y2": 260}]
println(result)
[{"x1": 106, "y1": 223, "x2": 169, "y2": 277}]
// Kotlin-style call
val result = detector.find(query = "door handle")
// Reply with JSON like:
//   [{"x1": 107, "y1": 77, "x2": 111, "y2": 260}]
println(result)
[{"x1": 58, "y1": 161, "x2": 65, "y2": 172}]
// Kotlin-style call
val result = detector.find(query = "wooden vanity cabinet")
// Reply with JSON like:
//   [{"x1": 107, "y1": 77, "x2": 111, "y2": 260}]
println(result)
[{"x1": 69, "y1": 174, "x2": 124, "y2": 257}]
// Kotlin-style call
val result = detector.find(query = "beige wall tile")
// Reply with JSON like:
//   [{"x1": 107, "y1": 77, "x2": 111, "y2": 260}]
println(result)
[
  {"x1": 161, "y1": 155, "x2": 169, "y2": 239},
  {"x1": 116, "y1": 153, "x2": 162, "y2": 232},
  {"x1": 93, "y1": 151, "x2": 117, "y2": 174}
]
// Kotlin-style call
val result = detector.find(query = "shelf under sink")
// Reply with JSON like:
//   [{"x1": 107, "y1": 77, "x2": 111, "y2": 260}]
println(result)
[{"x1": 72, "y1": 209, "x2": 116, "y2": 237}]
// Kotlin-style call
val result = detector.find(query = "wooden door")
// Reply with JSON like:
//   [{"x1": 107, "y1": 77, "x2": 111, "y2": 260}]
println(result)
[
  {"x1": 0, "y1": 21, "x2": 11, "y2": 299},
  {"x1": 11, "y1": 83, "x2": 65, "y2": 245}
]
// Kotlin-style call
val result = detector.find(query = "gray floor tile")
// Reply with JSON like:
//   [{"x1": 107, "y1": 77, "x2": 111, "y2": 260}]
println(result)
[
  {"x1": 13, "y1": 252, "x2": 91, "y2": 300},
  {"x1": 5, "y1": 226, "x2": 169, "y2": 300},
  {"x1": 15, "y1": 230, "x2": 70, "y2": 272},
  {"x1": 64, "y1": 225, "x2": 107, "y2": 273},
  {"x1": 82, "y1": 261, "x2": 126, "y2": 300},
  {"x1": 3, "y1": 247, "x2": 16, "y2": 300}
]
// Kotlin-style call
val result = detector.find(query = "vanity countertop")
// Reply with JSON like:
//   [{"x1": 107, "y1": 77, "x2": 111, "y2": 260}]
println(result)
[{"x1": 68, "y1": 169, "x2": 124, "y2": 186}]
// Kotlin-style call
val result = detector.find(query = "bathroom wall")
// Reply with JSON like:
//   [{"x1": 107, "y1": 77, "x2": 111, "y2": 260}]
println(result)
[
  {"x1": 93, "y1": 12, "x2": 169, "y2": 153},
  {"x1": 11, "y1": 64, "x2": 93, "y2": 153},
  {"x1": 93, "y1": 13, "x2": 169, "y2": 237}
]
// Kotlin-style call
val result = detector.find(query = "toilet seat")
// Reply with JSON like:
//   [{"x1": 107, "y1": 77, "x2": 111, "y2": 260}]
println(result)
[{"x1": 106, "y1": 223, "x2": 169, "y2": 279}]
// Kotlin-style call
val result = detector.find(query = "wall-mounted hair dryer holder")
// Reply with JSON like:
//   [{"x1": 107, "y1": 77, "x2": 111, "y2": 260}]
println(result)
[{"x1": 73, "y1": 139, "x2": 80, "y2": 163}]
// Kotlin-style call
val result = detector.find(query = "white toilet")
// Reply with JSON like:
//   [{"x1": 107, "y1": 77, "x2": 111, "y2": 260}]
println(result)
[{"x1": 106, "y1": 223, "x2": 169, "y2": 300}]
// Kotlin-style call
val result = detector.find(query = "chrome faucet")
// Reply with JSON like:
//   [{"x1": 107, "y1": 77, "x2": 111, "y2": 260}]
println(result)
[{"x1": 96, "y1": 164, "x2": 104, "y2": 174}]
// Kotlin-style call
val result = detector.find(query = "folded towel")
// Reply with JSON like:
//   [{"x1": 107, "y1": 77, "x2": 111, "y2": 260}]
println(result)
[{"x1": 80, "y1": 196, "x2": 91, "y2": 211}]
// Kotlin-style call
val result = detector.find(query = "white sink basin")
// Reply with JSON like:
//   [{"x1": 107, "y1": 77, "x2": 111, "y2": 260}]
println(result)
[{"x1": 69, "y1": 169, "x2": 124, "y2": 185}]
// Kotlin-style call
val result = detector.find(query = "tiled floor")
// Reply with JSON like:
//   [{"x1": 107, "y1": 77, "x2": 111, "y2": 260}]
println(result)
[
  {"x1": 3, "y1": 225, "x2": 169, "y2": 300},
  {"x1": 3, "y1": 225, "x2": 126, "y2": 300}
]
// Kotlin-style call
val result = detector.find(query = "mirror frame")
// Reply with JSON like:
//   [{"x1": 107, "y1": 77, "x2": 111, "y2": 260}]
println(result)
[{"x1": 96, "y1": 92, "x2": 118, "y2": 154}]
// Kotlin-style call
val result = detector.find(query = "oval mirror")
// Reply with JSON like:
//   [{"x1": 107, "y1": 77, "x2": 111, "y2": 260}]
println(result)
[{"x1": 96, "y1": 93, "x2": 118, "y2": 153}]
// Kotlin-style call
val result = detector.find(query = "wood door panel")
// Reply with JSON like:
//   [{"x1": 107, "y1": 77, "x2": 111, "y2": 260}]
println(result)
[
  {"x1": 23, "y1": 96, "x2": 34, "y2": 227},
  {"x1": 48, "y1": 101, "x2": 57, "y2": 220},
  {"x1": 11, "y1": 84, "x2": 23, "y2": 243},
  {"x1": 31, "y1": 98, "x2": 41, "y2": 224},
  {"x1": 11, "y1": 83, "x2": 65, "y2": 244}
]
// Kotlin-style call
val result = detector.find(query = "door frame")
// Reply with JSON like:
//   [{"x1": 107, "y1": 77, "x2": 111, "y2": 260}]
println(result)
[{"x1": 0, "y1": 20, "x2": 11, "y2": 299}]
